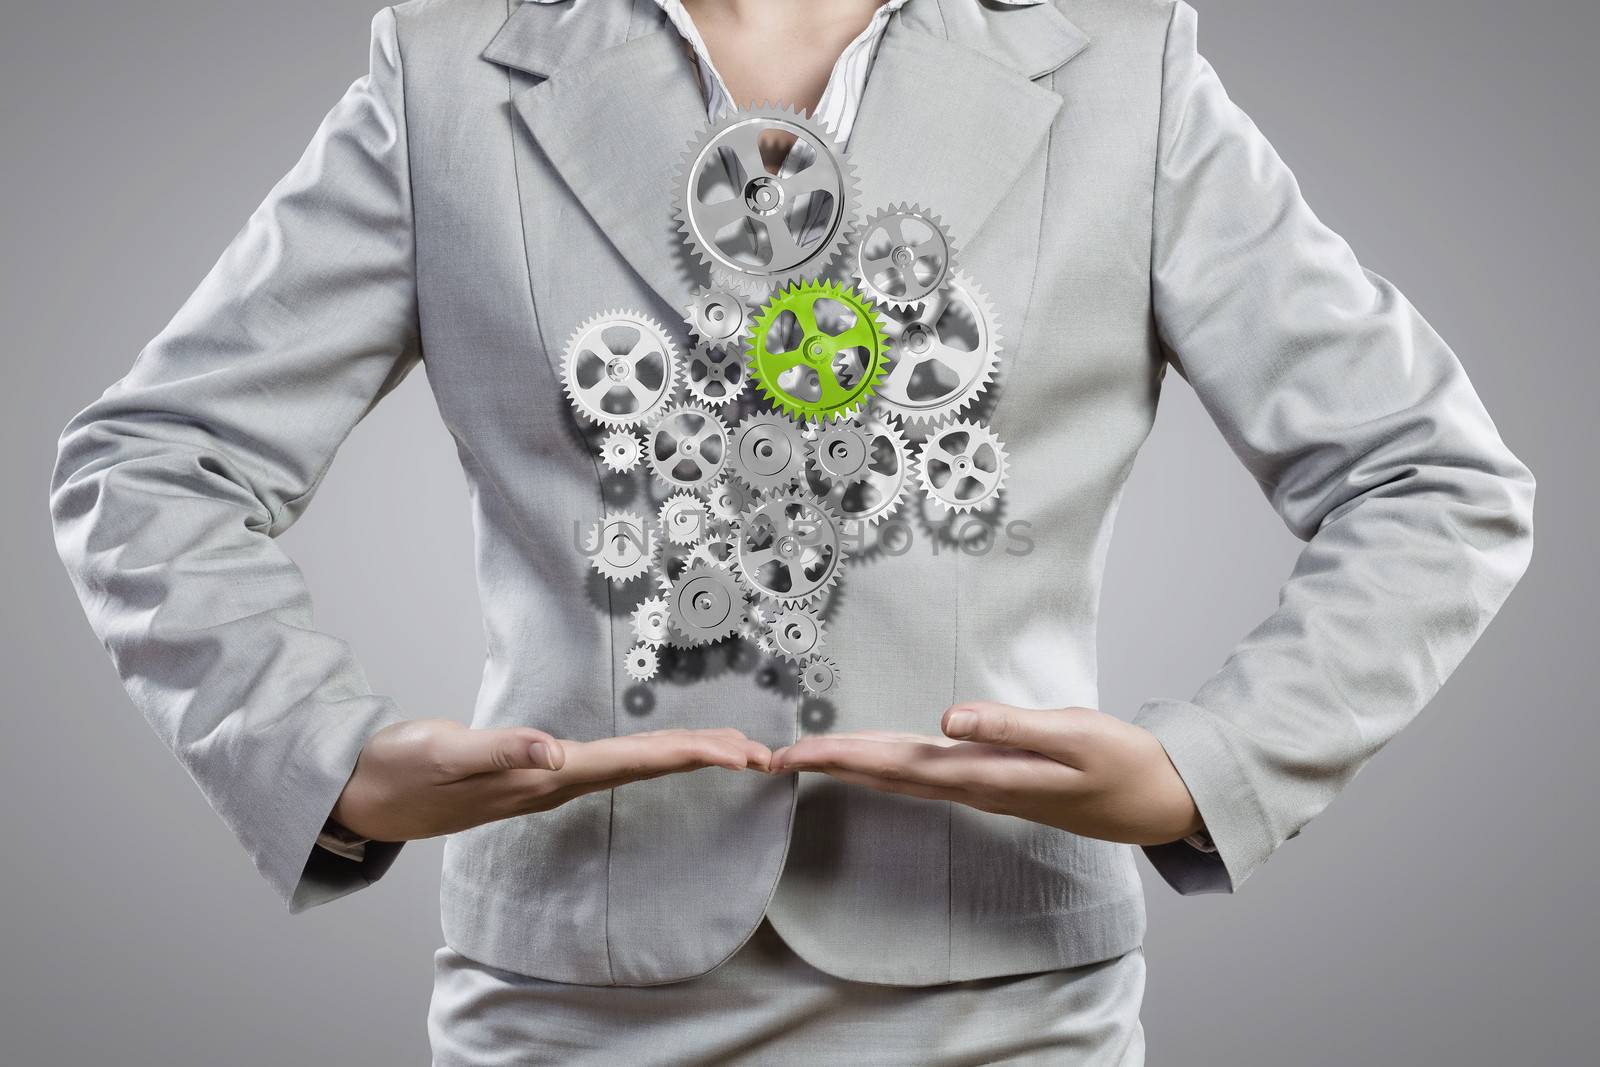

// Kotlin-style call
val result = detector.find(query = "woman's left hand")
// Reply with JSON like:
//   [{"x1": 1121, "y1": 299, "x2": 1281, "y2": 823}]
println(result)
[{"x1": 768, "y1": 701, "x2": 1204, "y2": 847}]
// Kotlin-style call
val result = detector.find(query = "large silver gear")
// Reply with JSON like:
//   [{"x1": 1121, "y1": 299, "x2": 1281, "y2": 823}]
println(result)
[
  {"x1": 666, "y1": 562, "x2": 749, "y2": 647},
  {"x1": 729, "y1": 412, "x2": 809, "y2": 491},
  {"x1": 801, "y1": 657, "x2": 840, "y2": 696},
  {"x1": 916, "y1": 420, "x2": 1009, "y2": 515},
  {"x1": 658, "y1": 492, "x2": 713, "y2": 546},
  {"x1": 561, "y1": 310, "x2": 681, "y2": 429},
  {"x1": 685, "y1": 288, "x2": 752, "y2": 347},
  {"x1": 597, "y1": 430, "x2": 645, "y2": 474},
  {"x1": 767, "y1": 605, "x2": 826, "y2": 663},
  {"x1": 631, "y1": 595, "x2": 672, "y2": 646},
  {"x1": 875, "y1": 272, "x2": 999, "y2": 426},
  {"x1": 674, "y1": 104, "x2": 858, "y2": 294},
  {"x1": 811, "y1": 411, "x2": 912, "y2": 528},
  {"x1": 851, "y1": 203, "x2": 956, "y2": 310},
  {"x1": 647, "y1": 403, "x2": 731, "y2": 492},
  {"x1": 806, "y1": 422, "x2": 874, "y2": 485},
  {"x1": 682, "y1": 341, "x2": 748, "y2": 408},
  {"x1": 732, "y1": 488, "x2": 847, "y2": 606},
  {"x1": 582, "y1": 511, "x2": 657, "y2": 583},
  {"x1": 624, "y1": 643, "x2": 660, "y2": 682}
]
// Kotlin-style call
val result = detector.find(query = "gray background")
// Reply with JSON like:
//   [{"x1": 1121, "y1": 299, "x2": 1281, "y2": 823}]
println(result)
[{"x1": 1, "y1": 0, "x2": 1593, "y2": 1063}]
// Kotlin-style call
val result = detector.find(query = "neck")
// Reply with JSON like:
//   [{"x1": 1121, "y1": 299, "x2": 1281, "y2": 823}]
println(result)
[{"x1": 682, "y1": 0, "x2": 890, "y2": 31}]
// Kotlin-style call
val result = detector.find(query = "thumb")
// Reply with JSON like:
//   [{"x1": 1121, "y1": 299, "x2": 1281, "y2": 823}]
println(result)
[
  {"x1": 940, "y1": 702, "x2": 1076, "y2": 755},
  {"x1": 435, "y1": 726, "x2": 566, "y2": 777}
]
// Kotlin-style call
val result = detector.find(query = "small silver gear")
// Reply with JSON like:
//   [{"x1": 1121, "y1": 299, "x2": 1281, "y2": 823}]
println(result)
[
  {"x1": 685, "y1": 288, "x2": 752, "y2": 347},
  {"x1": 658, "y1": 492, "x2": 713, "y2": 546},
  {"x1": 875, "y1": 272, "x2": 999, "y2": 426},
  {"x1": 683, "y1": 341, "x2": 748, "y2": 408},
  {"x1": 631, "y1": 595, "x2": 672, "y2": 646},
  {"x1": 729, "y1": 412, "x2": 809, "y2": 491},
  {"x1": 706, "y1": 478, "x2": 754, "y2": 524},
  {"x1": 624, "y1": 643, "x2": 659, "y2": 682},
  {"x1": 674, "y1": 104, "x2": 858, "y2": 294},
  {"x1": 647, "y1": 403, "x2": 730, "y2": 492},
  {"x1": 582, "y1": 511, "x2": 657, "y2": 583},
  {"x1": 561, "y1": 310, "x2": 681, "y2": 429},
  {"x1": 732, "y1": 488, "x2": 847, "y2": 606},
  {"x1": 811, "y1": 410, "x2": 912, "y2": 528},
  {"x1": 916, "y1": 420, "x2": 1009, "y2": 515},
  {"x1": 851, "y1": 203, "x2": 957, "y2": 310},
  {"x1": 598, "y1": 430, "x2": 645, "y2": 474},
  {"x1": 666, "y1": 562, "x2": 749, "y2": 647},
  {"x1": 768, "y1": 605, "x2": 826, "y2": 663},
  {"x1": 801, "y1": 657, "x2": 839, "y2": 696},
  {"x1": 807, "y1": 422, "x2": 874, "y2": 485}
]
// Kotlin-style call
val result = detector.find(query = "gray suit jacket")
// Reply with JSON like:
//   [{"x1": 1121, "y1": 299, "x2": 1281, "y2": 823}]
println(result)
[{"x1": 50, "y1": 0, "x2": 1534, "y2": 986}]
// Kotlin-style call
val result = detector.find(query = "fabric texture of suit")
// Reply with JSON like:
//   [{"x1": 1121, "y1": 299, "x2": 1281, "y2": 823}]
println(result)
[{"x1": 50, "y1": 0, "x2": 1534, "y2": 987}]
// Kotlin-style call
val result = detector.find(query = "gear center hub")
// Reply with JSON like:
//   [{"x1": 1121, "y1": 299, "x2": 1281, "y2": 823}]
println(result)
[{"x1": 744, "y1": 176, "x2": 784, "y2": 216}]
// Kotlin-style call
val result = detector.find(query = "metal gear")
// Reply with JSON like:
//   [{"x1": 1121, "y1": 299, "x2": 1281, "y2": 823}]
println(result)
[
  {"x1": 658, "y1": 492, "x2": 713, "y2": 546},
  {"x1": 916, "y1": 420, "x2": 1009, "y2": 515},
  {"x1": 732, "y1": 488, "x2": 847, "y2": 606},
  {"x1": 598, "y1": 430, "x2": 645, "y2": 474},
  {"x1": 706, "y1": 477, "x2": 754, "y2": 524},
  {"x1": 624, "y1": 643, "x2": 660, "y2": 682},
  {"x1": 810, "y1": 411, "x2": 913, "y2": 528},
  {"x1": 807, "y1": 422, "x2": 874, "y2": 485},
  {"x1": 801, "y1": 657, "x2": 840, "y2": 696},
  {"x1": 582, "y1": 511, "x2": 657, "y2": 583},
  {"x1": 767, "y1": 605, "x2": 826, "y2": 663},
  {"x1": 685, "y1": 288, "x2": 752, "y2": 347},
  {"x1": 647, "y1": 403, "x2": 730, "y2": 492},
  {"x1": 631, "y1": 595, "x2": 672, "y2": 646},
  {"x1": 653, "y1": 538, "x2": 696, "y2": 594},
  {"x1": 747, "y1": 279, "x2": 892, "y2": 423},
  {"x1": 851, "y1": 203, "x2": 956, "y2": 310},
  {"x1": 688, "y1": 532, "x2": 736, "y2": 571},
  {"x1": 666, "y1": 562, "x2": 749, "y2": 647},
  {"x1": 729, "y1": 411, "x2": 809, "y2": 491},
  {"x1": 683, "y1": 341, "x2": 748, "y2": 408},
  {"x1": 875, "y1": 272, "x2": 999, "y2": 426},
  {"x1": 560, "y1": 310, "x2": 681, "y2": 429},
  {"x1": 674, "y1": 104, "x2": 858, "y2": 293}
]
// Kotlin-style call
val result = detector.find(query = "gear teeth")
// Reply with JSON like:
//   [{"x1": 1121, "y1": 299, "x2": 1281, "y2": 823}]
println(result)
[
  {"x1": 583, "y1": 511, "x2": 658, "y2": 583},
  {"x1": 624, "y1": 643, "x2": 660, "y2": 682},
  {"x1": 914, "y1": 420, "x2": 1009, "y2": 515},
  {"x1": 875, "y1": 271, "x2": 1000, "y2": 427},
  {"x1": 658, "y1": 492, "x2": 713, "y2": 546},
  {"x1": 745, "y1": 279, "x2": 891, "y2": 424},
  {"x1": 801, "y1": 656, "x2": 840, "y2": 696},
  {"x1": 674, "y1": 105, "x2": 858, "y2": 294},
  {"x1": 730, "y1": 486, "x2": 848, "y2": 608},
  {"x1": 646, "y1": 403, "x2": 732, "y2": 492},
  {"x1": 561, "y1": 310, "x2": 682, "y2": 429},
  {"x1": 851, "y1": 202, "x2": 958, "y2": 312}
]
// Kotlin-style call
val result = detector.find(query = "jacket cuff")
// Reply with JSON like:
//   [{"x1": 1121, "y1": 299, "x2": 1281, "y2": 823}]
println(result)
[{"x1": 1133, "y1": 697, "x2": 1275, "y2": 895}]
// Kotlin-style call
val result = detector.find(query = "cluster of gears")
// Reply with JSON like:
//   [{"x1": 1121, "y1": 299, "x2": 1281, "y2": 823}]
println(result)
[{"x1": 565, "y1": 105, "x2": 1008, "y2": 693}]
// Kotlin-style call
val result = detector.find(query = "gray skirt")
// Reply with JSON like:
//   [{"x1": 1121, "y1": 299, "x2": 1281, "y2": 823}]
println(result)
[{"x1": 428, "y1": 919, "x2": 1146, "y2": 1066}]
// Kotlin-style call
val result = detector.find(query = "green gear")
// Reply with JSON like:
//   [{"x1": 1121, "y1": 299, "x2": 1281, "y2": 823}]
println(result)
[{"x1": 746, "y1": 279, "x2": 891, "y2": 423}]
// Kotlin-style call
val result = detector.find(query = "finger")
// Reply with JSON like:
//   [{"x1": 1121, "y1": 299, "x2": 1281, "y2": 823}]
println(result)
[
  {"x1": 431, "y1": 725, "x2": 565, "y2": 778},
  {"x1": 555, "y1": 731, "x2": 758, "y2": 783},
  {"x1": 822, "y1": 768, "x2": 971, "y2": 805},
  {"x1": 940, "y1": 702, "x2": 1090, "y2": 758},
  {"x1": 771, "y1": 736, "x2": 1010, "y2": 790}
]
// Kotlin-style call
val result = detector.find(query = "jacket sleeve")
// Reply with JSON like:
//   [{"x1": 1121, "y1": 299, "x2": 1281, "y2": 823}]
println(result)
[
  {"x1": 49, "y1": 9, "x2": 421, "y2": 912},
  {"x1": 1134, "y1": 2, "x2": 1535, "y2": 894}
]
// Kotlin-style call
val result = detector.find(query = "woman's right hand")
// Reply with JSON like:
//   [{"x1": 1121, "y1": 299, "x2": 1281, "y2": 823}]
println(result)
[{"x1": 330, "y1": 717, "x2": 772, "y2": 842}]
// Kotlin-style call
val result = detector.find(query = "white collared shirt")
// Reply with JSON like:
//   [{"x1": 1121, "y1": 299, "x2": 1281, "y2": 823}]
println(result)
[{"x1": 525, "y1": 0, "x2": 1042, "y2": 144}]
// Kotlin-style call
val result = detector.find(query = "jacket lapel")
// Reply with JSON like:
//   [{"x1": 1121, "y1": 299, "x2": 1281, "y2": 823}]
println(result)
[
  {"x1": 484, "y1": 0, "x2": 708, "y2": 315},
  {"x1": 480, "y1": 0, "x2": 1090, "y2": 316},
  {"x1": 845, "y1": 0, "x2": 1089, "y2": 253}
]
